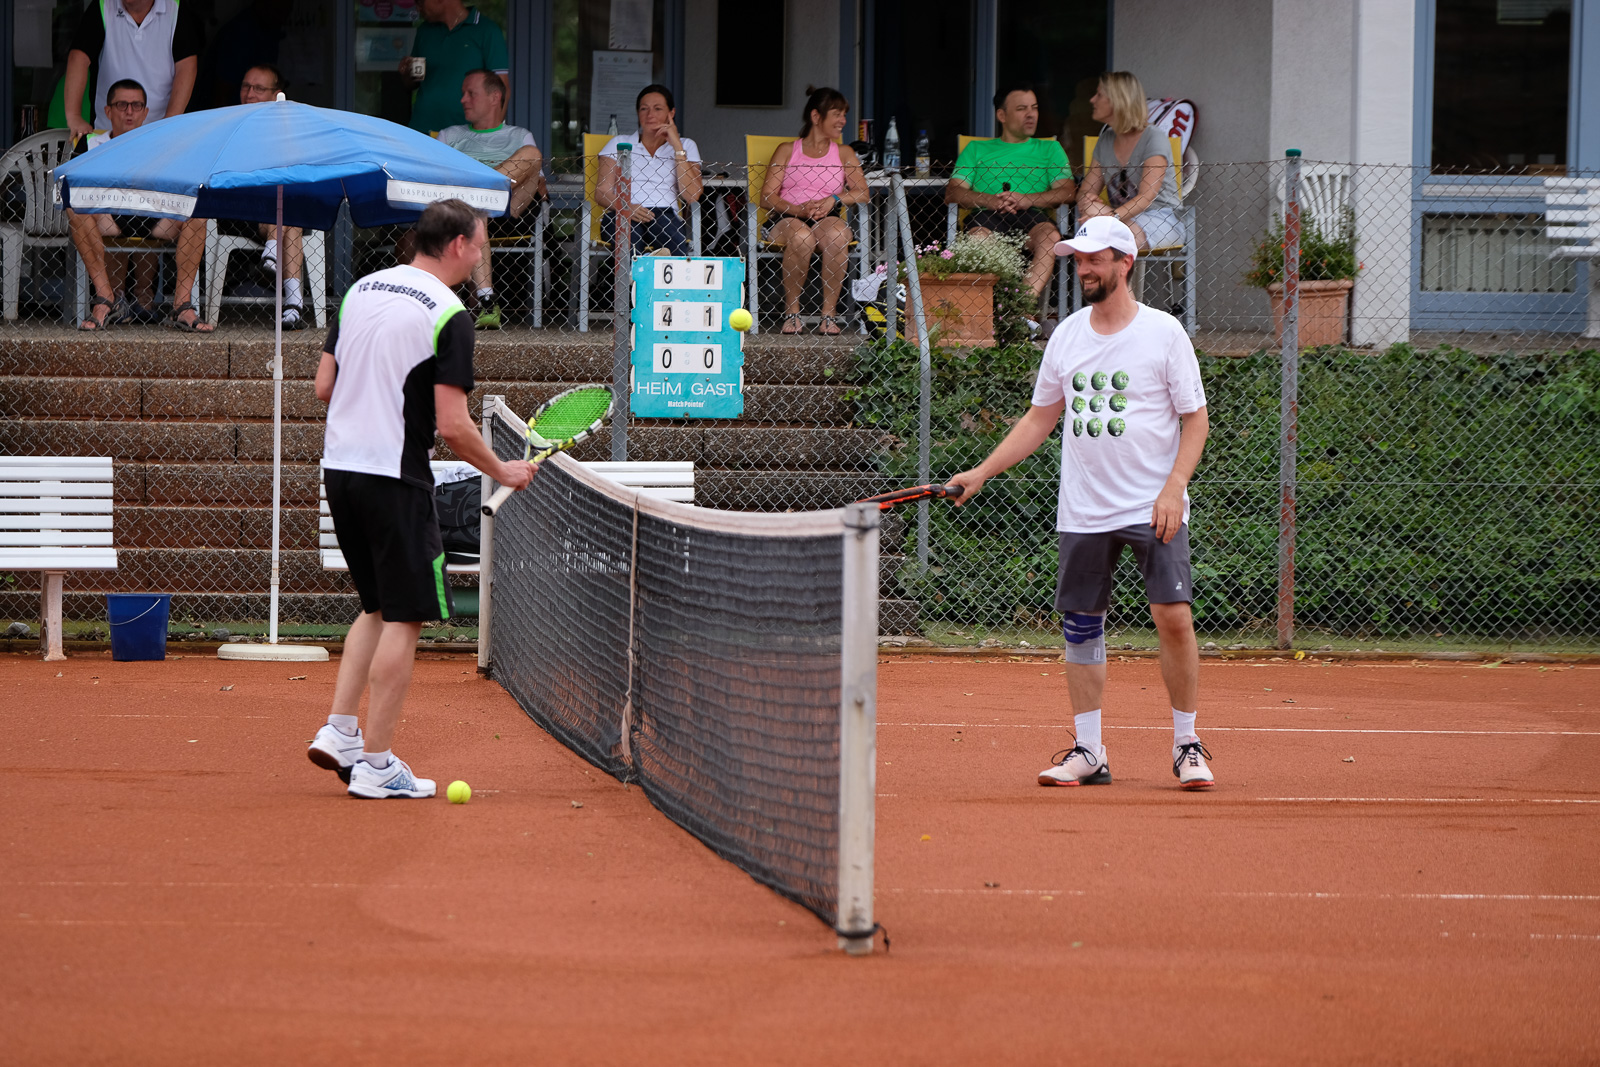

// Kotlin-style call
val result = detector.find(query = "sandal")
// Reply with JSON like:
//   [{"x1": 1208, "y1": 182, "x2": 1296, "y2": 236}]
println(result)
[
  {"x1": 167, "y1": 301, "x2": 215, "y2": 333},
  {"x1": 780, "y1": 313, "x2": 805, "y2": 334},
  {"x1": 78, "y1": 294, "x2": 115, "y2": 331},
  {"x1": 817, "y1": 314, "x2": 842, "y2": 336}
]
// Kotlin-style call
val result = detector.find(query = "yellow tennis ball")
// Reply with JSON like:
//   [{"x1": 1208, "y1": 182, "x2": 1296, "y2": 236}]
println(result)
[
  {"x1": 446, "y1": 780, "x2": 471, "y2": 804},
  {"x1": 728, "y1": 308, "x2": 753, "y2": 332}
]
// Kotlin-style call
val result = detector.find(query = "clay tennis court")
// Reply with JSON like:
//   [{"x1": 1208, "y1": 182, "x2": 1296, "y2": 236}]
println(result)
[{"x1": 2, "y1": 651, "x2": 1595, "y2": 1064}]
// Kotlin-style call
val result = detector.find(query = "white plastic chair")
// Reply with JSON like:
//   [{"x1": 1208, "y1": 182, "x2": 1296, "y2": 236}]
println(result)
[
  {"x1": 1280, "y1": 161, "x2": 1351, "y2": 236},
  {"x1": 0, "y1": 130, "x2": 76, "y2": 322},
  {"x1": 203, "y1": 219, "x2": 328, "y2": 327}
]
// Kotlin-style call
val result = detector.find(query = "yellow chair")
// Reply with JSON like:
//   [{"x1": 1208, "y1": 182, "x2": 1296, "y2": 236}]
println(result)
[
  {"x1": 1078, "y1": 134, "x2": 1196, "y2": 335},
  {"x1": 743, "y1": 134, "x2": 863, "y2": 333},
  {"x1": 946, "y1": 133, "x2": 1075, "y2": 319}
]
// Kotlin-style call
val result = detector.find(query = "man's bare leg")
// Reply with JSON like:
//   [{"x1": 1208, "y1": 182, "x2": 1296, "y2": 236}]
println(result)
[
  {"x1": 328, "y1": 610, "x2": 423, "y2": 753},
  {"x1": 171, "y1": 218, "x2": 214, "y2": 331},
  {"x1": 1027, "y1": 221, "x2": 1062, "y2": 299},
  {"x1": 1151, "y1": 600, "x2": 1198, "y2": 713},
  {"x1": 68, "y1": 210, "x2": 117, "y2": 327}
]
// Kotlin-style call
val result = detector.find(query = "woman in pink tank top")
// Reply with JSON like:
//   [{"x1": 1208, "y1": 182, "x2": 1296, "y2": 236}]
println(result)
[{"x1": 759, "y1": 87, "x2": 869, "y2": 334}]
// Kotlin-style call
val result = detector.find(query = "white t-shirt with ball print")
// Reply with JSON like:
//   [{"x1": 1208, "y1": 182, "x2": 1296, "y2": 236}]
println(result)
[{"x1": 1031, "y1": 303, "x2": 1207, "y2": 534}]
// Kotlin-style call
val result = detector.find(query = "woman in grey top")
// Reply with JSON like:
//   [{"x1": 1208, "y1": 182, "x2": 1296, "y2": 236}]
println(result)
[{"x1": 1076, "y1": 71, "x2": 1184, "y2": 251}]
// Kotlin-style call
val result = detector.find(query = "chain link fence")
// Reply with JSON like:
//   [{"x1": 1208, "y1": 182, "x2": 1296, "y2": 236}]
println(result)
[{"x1": 2, "y1": 138, "x2": 1596, "y2": 651}]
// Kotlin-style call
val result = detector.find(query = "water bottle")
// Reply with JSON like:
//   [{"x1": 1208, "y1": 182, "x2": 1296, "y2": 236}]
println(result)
[
  {"x1": 915, "y1": 129, "x2": 930, "y2": 178},
  {"x1": 883, "y1": 118, "x2": 901, "y2": 173},
  {"x1": 607, "y1": 114, "x2": 618, "y2": 136}
]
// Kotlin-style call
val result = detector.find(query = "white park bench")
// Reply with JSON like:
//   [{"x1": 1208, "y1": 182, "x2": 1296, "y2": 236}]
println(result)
[
  {"x1": 1543, "y1": 177, "x2": 1600, "y2": 339},
  {"x1": 0, "y1": 457, "x2": 118, "y2": 661},
  {"x1": 319, "y1": 459, "x2": 696, "y2": 573}
]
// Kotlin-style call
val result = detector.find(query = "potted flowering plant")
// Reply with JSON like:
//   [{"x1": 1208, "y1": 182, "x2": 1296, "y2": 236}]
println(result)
[
  {"x1": 1245, "y1": 205, "x2": 1360, "y2": 347},
  {"x1": 901, "y1": 232, "x2": 1028, "y2": 348}
]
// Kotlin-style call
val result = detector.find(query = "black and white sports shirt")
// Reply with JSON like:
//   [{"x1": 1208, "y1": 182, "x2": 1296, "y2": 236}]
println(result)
[{"x1": 321, "y1": 264, "x2": 475, "y2": 491}]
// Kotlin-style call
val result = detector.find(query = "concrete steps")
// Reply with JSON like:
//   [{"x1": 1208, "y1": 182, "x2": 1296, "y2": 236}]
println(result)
[{"x1": 2, "y1": 327, "x2": 918, "y2": 631}]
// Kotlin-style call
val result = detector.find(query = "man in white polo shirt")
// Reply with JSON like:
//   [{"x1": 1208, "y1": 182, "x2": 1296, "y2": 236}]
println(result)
[
  {"x1": 594, "y1": 84, "x2": 703, "y2": 256},
  {"x1": 947, "y1": 216, "x2": 1215, "y2": 791},
  {"x1": 62, "y1": 0, "x2": 202, "y2": 143}
]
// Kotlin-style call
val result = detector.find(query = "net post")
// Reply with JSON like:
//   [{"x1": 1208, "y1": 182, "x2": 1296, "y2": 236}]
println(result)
[
  {"x1": 837, "y1": 501, "x2": 880, "y2": 956},
  {"x1": 477, "y1": 394, "x2": 502, "y2": 674}
]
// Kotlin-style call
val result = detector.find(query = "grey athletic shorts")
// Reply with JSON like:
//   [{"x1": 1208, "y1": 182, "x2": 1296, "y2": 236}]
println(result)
[{"x1": 1055, "y1": 523, "x2": 1194, "y2": 613}]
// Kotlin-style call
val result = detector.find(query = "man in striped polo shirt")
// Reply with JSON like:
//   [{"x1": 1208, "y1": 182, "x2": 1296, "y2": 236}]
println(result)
[{"x1": 308, "y1": 199, "x2": 535, "y2": 799}]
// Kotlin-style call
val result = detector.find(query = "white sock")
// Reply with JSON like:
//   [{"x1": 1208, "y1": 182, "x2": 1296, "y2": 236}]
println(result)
[
  {"x1": 360, "y1": 748, "x2": 392, "y2": 769},
  {"x1": 1173, "y1": 709, "x2": 1197, "y2": 743},
  {"x1": 262, "y1": 238, "x2": 278, "y2": 264},
  {"x1": 283, "y1": 278, "x2": 302, "y2": 308},
  {"x1": 1074, "y1": 709, "x2": 1103, "y2": 752},
  {"x1": 327, "y1": 713, "x2": 359, "y2": 735}
]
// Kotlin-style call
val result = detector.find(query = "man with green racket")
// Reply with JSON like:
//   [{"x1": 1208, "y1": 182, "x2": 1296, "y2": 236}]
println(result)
[{"x1": 309, "y1": 198, "x2": 535, "y2": 799}]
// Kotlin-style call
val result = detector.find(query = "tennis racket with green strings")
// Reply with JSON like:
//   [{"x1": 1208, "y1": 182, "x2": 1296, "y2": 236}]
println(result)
[{"x1": 481, "y1": 384, "x2": 616, "y2": 517}]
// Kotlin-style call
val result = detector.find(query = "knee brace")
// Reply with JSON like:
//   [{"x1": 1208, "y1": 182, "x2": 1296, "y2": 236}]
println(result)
[{"x1": 1062, "y1": 611, "x2": 1106, "y2": 664}]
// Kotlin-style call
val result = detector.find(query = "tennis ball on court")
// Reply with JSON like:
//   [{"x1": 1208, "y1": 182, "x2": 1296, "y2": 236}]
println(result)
[
  {"x1": 447, "y1": 780, "x2": 472, "y2": 804},
  {"x1": 729, "y1": 308, "x2": 753, "y2": 332}
]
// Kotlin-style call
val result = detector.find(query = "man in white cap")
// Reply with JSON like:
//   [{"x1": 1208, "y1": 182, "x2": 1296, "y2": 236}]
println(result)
[{"x1": 946, "y1": 215, "x2": 1214, "y2": 789}]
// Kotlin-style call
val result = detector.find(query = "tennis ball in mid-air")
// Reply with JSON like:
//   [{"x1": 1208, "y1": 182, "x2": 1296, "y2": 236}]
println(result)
[
  {"x1": 729, "y1": 308, "x2": 753, "y2": 332},
  {"x1": 446, "y1": 780, "x2": 472, "y2": 804}
]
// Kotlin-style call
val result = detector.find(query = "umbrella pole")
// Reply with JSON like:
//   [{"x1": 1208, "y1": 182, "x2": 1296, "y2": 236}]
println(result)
[{"x1": 270, "y1": 185, "x2": 284, "y2": 644}]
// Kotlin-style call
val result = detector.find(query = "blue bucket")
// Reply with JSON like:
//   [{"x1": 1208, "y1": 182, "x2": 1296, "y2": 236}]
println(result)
[{"x1": 107, "y1": 593, "x2": 172, "y2": 661}]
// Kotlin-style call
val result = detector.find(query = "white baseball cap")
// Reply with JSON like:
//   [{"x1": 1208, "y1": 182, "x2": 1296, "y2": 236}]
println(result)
[{"x1": 1054, "y1": 215, "x2": 1138, "y2": 257}]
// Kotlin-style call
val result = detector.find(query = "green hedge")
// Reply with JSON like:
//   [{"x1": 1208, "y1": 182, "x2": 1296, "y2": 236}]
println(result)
[{"x1": 850, "y1": 339, "x2": 1600, "y2": 642}]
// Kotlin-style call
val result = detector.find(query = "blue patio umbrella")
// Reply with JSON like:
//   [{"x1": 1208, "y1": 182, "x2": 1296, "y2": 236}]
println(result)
[{"x1": 53, "y1": 98, "x2": 513, "y2": 655}]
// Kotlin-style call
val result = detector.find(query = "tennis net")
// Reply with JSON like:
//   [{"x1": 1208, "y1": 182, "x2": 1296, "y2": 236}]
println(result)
[{"x1": 478, "y1": 397, "x2": 881, "y2": 952}]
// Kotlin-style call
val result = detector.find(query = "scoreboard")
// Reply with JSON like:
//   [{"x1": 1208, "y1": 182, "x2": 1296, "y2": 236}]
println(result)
[{"x1": 629, "y1": 256, "x2": 746, "y2": 419}]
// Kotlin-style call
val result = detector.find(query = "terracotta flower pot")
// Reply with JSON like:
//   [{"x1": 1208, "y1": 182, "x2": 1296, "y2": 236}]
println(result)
[
  {"x1": 1266, "y1": 279, "x2": 1354, "y2": 348},
  {"x1": 906, "y1": 272, "x2": 998, "y2": 348}
]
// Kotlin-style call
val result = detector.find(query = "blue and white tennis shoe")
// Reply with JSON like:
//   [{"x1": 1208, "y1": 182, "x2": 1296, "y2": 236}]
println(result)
[{"x1": 348, "y1": 756, "x2": 437, "y2": 799}]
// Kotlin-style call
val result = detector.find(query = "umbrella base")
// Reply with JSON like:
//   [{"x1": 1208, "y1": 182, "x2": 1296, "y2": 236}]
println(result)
[{"x1": 216, "y1": 642, "x2": 329, "y2": 662}]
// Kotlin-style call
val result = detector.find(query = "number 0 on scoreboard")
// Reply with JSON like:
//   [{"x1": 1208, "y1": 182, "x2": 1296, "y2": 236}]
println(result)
[{"x1": 653, "y1": 343, "x2": 722, "y2": 374}]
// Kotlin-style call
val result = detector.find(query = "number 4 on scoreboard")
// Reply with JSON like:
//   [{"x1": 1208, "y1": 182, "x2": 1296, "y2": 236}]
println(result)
[
  {"x1": 654, "y1": 259, "x2": 722, "y2": 290},
  {"x1": 653, "y1": 343, "x2": 722, "y2": 374}
]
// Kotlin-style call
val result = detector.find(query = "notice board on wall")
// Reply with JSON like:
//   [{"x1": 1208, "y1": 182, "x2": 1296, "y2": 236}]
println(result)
[{"x1": 715, "y1": 0, "x2": 785, "y2": 107}]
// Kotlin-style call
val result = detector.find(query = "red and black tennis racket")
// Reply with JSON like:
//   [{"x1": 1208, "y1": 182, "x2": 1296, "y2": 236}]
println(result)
[{"x1": 857, "y1": 482, "x2": 966, "y2": 511}]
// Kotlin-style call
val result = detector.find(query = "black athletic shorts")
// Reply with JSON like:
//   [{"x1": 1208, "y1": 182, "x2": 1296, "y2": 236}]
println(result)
[
  {"x1": 1055, "y1": 523, "x2": 1194, "y2": 613},
  {"x1": 110, "y1": 214, "x2": 158, "y2": 240},
  {"x1": 324, "y1": 469, "x2": 452, "y2": 623},
  {"x1": 967, "y1": 207, "x2": 1055, "y2": 237}
]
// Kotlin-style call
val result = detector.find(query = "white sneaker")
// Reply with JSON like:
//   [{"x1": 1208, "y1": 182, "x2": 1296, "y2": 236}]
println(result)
[
  {"x1": 307, "y1": 722, "x2": 363, "y2": 783},
  {"x1": 1038, "y1": 743, "x2": 1112, "y2": 786},
  {"x1": 1172, "y1": 737, "x2": 1215, "y2": 789},
  {"x1": 347, "y1": 756, "x2": 436, "y2": 799}
]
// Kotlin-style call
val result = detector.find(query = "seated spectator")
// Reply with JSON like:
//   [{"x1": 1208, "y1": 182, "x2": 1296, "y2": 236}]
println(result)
[
  {"x1": 224, "y1": 64, "x2": 311, "y2": 330},
  {"x1": 946, "y1": 83, "x2": 1075, "y2": 300},
  {"x1": 66, "y1": 79, "x2": 212, "y2": 332},
  {"x1": 1076, "y1": 71, "x2": 1183, "y2": 253},
  {"x1": 758, "y1": 86, "x2": 868, "y2": 335},
  {"x1": 595, "y1": 84, "x2": 703, "y2": 258},
  {"x1": 437, "y1": 68, "x2": 545, "y2": 329}
]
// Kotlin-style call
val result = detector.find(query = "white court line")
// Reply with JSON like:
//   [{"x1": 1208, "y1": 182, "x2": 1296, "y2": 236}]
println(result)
[
  {"x1": 881, "y1": 722, "x2": 1600, "y2": 737},
  {"x1": 883, "y1": 888, "x2": 1600, "y2": 903},
  {"x1": 1530, "y1": 933, "x2": 1600, "y2": 941},
  {"x1": 1256, "y1": 797, "x2": 1600, "y2": 804}
]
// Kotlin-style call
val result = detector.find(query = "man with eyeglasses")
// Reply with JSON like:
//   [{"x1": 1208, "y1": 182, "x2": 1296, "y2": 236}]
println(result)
[
  {"x1": 222, "y1": 64, "x2": 313, "y2": 330},
  {"x1": 67, "y1": 79, "x2": 213, "y2": 332},
  {"x1": 62, "y1": 0, "x2": 202, "y2": 144}
]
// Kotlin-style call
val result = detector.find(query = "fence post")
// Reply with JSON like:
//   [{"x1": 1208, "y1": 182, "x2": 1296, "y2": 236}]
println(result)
[
  {"x1": 890, "y1": 174, "x2": 933, "y2": 570},
  {"x1": 1277, "y1": 149, "x2": 1302, "y2": 650},
  {"x1": 611, "y1": 145, "x2": 633, "y2": 461},
  {"x1": 477, "y1": 395, "x2": 502, "y2": 674}
]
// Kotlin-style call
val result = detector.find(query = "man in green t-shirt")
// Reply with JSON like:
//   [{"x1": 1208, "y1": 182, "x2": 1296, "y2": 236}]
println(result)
[
  {"x1": 946, "y1": 84, "x2": 1077, "y2": 299},
  {"x1": 400, "y1": 0, "x2": 509, "y2": 134}
]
